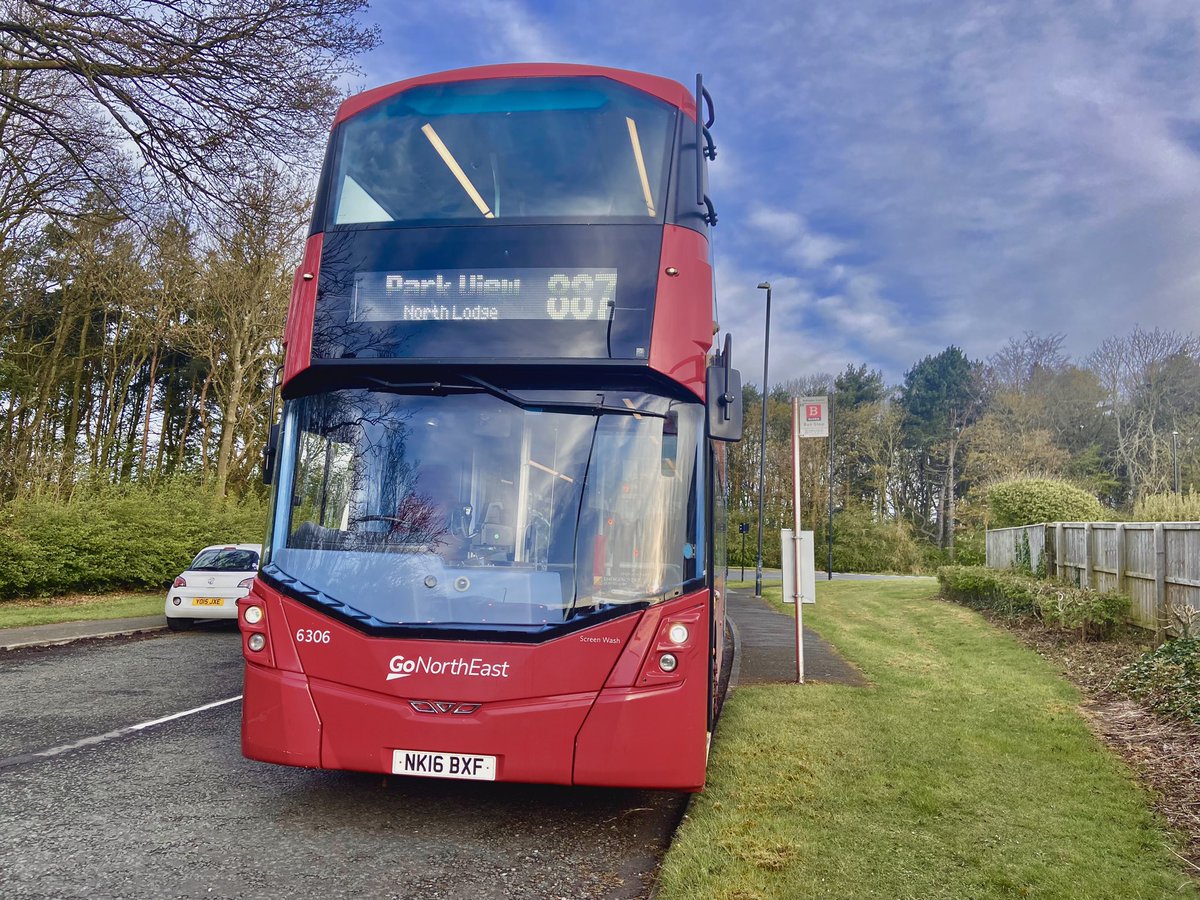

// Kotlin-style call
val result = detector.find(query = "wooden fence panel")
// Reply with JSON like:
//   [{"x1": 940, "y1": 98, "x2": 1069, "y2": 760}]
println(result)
[
  {"x1": 1165, "y1": 526, "x2": 1200, "y2": 632},
  {"x1": 1062, "y1": 525, "x2": 1087, "y2": 585},
  {"x1": 985, "y1": 525, "x2": 1044, "y2": 571},
  {"x1": 1029, "y1": 526, "x2": 1046, "y2": 573},
  {"x1": 986, "y1": 520, "x2": 1200, "y2": 633},
  {"x1": 1092, "y1": 525, "x2": 1119, "y2": 593},
  {"x1": 1123, "y1": 524, "x2": 1160, "y2": 629}
]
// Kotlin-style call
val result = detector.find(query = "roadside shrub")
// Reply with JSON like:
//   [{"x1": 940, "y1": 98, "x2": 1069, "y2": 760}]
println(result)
[
  {"x1": 988, "y1": 478, "x2": 1104, "y2": 527},
  {"x1": 1035, "y1": 584, "x2": 1128, "y2": 640},
  {"x1": 917, "y1": 529, "x2": 986, "y2": 572},
  {"x1": 0, "y1": 480, "x2": 266, "y2": 599},
  {"x1": 952, "y1": 528, "x2": 986, "y2": 567},
  {"x1": 937, "y1": 565, "x2": 1129, "y2": 640},
  {"x1": 937, "y1": 565, "x2": 1040, "y2": 617},
  {"x1": 1112, "y1": 639, "x2": 1200, "y2": 727}
]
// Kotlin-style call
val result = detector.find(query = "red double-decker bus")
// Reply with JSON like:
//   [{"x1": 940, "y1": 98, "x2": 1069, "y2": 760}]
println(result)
[{"x1": 238, "y1": 63, "x2": 743, "y2": 790}]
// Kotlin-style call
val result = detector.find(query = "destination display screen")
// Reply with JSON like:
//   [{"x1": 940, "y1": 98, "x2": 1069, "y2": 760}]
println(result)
[{"x1": 352, "y1": 268, "x2": 619, "y2": 323}]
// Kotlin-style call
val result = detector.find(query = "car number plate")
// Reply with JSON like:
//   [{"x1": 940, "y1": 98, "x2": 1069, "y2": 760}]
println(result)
[
  {"x1": 191, "y1": 598, "x2": 225, "y2": 607},
  {"x1": 392, "y1": 749, "x2": 496, "y2": 781}
]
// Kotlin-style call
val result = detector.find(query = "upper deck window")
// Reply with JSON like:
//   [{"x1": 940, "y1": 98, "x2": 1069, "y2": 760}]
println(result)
[{"x1": 328, "y1": 77, "x2": 677, "y2": 227}]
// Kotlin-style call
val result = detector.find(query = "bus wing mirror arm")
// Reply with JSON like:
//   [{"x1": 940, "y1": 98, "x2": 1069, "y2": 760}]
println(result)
[
  {"x1": 263, "y1": 365, "x2": 282, "y2": 485},
  {"x1": 263, "y1": 423, "x2": 280, "y2": 485}
]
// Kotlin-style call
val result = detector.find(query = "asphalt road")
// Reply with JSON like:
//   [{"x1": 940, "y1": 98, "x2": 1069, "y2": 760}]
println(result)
[{"x1": 0, "y1": 626, "x2": 689, "y2": 899}]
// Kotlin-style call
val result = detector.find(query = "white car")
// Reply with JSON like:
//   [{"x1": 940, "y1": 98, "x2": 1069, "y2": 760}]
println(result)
[{"x1": 164, "y1": 544, "x2": 262, "y2": 631}]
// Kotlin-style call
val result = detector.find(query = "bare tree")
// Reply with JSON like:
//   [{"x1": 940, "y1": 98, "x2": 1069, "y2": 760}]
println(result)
[
  {"x1": 0, "y1": 0, "x2": 378, "y2": 214},
  {"x1": 186, "y1": 170, "x2": 306, "y2": 497},
  {"x1": 1086, "y1": 326, "x2": 1200, "y2": 499},
  {"x1": 776, "y1": 373, "x2": 834, "y2": 399},
  {"x1": 986, "y1": 331, "x2": 1068, "y2": 391}
]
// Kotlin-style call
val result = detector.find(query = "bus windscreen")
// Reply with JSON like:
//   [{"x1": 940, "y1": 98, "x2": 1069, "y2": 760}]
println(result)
[
  {"x1": 267, "y1": 389, "x2": 703, "y2": 629},
  {"x1": 328, "y1": 77, "x2": 677, "y2": 226}
]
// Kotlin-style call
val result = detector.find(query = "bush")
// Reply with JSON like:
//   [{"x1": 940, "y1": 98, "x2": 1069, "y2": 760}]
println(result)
[
  {"x1": 988, "y1": 478, "x2": 1104, "y2": 527},
  {"x1": 1035, "y1": 583, "x2": 1128, "y2": 640},
  {"x1": 818, "y1": 504, "x2": 925, "y2": 574},
  {"x1": 937, "y1": 565, "x2": 1129, "y2": 639},
  {"x1": 910, "y1": 529, "x2": 986, "y2": 572},
  {"x1": 952, "y1": 528, "x2": 986, "y2": 567},
  {"x1": 937, "y1": 565, "x2": 1041, "y2": 617},
  {"x1": 1112, "y1": 639, "x2": 1200, "y2": 727},
  {"x1": 0, "y1": 480, "x2": 267, "y2": 599},
  {"x1": 1133, "y1": 491, "x2": 1200, "y2": 522},
  {"x1": 730, "y1": 503, "x2": 926, "y2": 574}
]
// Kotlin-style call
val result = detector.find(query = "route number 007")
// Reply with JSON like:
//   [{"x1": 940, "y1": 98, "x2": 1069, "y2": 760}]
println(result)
[
  {"x1": 295, "y1": 629, "x2": 331, "y2": 644},
  {"x1": 545, "y1": 273, "x2": 616, "y2": 321}
]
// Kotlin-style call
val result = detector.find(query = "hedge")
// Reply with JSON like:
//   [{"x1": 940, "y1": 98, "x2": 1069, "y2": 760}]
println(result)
[
  {"x1": 988, "y1": 478, "x2": 1104, "y2": 528},
  {"x1": 937, "y1": 565, "x2": 1128, "y2": 640},
  {"x1": 0, "y1": 481, "x2": 267, "y2": 599}
]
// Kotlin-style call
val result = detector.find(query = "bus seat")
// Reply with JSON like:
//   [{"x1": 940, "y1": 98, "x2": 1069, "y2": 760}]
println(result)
[{"x1": 477, "y1": 502, "x2": 514, "y2": 548}]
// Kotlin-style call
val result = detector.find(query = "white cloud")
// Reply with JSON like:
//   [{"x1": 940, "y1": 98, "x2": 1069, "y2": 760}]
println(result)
[
  {"x1": 746, "y1": 206, "x2": 849, "y2": 269},
  {"x1": 355, "y1": 0, "x2": 1200, "y2": 381}
]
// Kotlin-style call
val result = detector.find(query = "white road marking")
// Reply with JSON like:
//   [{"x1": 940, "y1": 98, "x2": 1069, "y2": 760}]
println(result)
[{"x1": 0, "y1": 695, "x2": 242, "y2": 769}]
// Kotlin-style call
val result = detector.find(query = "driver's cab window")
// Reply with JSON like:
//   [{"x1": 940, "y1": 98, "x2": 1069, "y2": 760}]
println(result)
[{"x1": 292, "y1": 425, "x2": 354, "y2": 531}]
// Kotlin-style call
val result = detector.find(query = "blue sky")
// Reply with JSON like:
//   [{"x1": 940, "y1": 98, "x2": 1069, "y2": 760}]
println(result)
[{"x1": 352, "y1": 0, "x2": 1200, "y2": 388}]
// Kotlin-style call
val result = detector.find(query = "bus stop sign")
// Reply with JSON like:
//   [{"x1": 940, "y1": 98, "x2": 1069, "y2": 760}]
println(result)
[{"x1": 799, "y1": 396, "x2": 829, "y2": 438}]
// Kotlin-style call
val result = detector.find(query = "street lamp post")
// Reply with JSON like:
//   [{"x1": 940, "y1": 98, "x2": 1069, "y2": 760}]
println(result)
[
  {"x1": 1173, "y1": 430, "x2": 1181, "y2": 495},
  {"x1": 755, "y1": 281, "x2": 772, "y2": 598}
]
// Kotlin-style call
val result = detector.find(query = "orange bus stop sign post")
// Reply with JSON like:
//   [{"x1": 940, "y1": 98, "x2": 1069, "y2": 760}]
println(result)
[
  {"x1": 791, "y1": 396, "x2": 829, "y2": 683},
  {"x1": 790, "y1": 398, "x2": 804, "y2": 684}
]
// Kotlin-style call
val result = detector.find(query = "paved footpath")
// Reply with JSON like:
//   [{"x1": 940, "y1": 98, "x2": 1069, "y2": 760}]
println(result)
[
  {"x1": 725, "y1": 585, "x2": 866, "y2": 686},
  {"x1": 0, "y1": 615, "x2": 164, "y2": 651}
]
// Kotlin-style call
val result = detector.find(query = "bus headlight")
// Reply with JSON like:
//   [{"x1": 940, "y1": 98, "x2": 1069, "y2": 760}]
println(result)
[
  {"x1": 659, "y1": 653, "x2": 678, "y2": 673},
  {"x1": 668, "y1": 623, "x2": 689, "y2": 644},
  {"x1": 244, "y1": 605, "x2": 264, "y2": 625},
  {"x1": 247, "y1": 633, "x2": 266, "y2": 652}
]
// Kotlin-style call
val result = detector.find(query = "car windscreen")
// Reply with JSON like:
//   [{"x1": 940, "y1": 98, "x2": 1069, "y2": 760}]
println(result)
[{"x1": 189, "y1": 549, "x2": 259, "y2": 572}]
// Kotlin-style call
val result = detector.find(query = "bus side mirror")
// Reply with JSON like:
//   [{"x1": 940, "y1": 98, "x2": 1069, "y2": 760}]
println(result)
[
  {"x1": 263, "y1": 423, "x2": 280, "y2": 485},
  {"x1": 706, "y1": 366, "x2": 743, "y2": 442}
]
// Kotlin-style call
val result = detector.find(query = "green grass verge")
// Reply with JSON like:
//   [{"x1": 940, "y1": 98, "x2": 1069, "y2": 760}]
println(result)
[
  {"x1": 0, "y1": 592, "x2": 163, "y2": 629},
  {"x1": 658, "y1": 578, "x2": 1198, "y2": 899}
]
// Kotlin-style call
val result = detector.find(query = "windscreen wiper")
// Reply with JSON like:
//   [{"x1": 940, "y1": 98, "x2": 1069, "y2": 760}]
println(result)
[
  {"x1": 361, "y1": 378, "x2": 457, "y2": 394},
  {"x1": 461, "y1": 375, "x2": 668, "y2": 418},
  {"x1": 359, "y1": 374, "x2": 667, "y2": 418}
]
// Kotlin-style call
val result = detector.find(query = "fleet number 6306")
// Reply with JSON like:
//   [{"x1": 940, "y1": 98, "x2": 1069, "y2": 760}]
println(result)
[{"x1": 295, "y1": 629, "x2": 331, "y2": 643}]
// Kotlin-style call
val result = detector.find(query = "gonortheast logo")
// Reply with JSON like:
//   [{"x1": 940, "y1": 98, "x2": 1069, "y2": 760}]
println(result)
[{"x1": 387, "y1": 654, "x2": 512, "y2": 681}]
